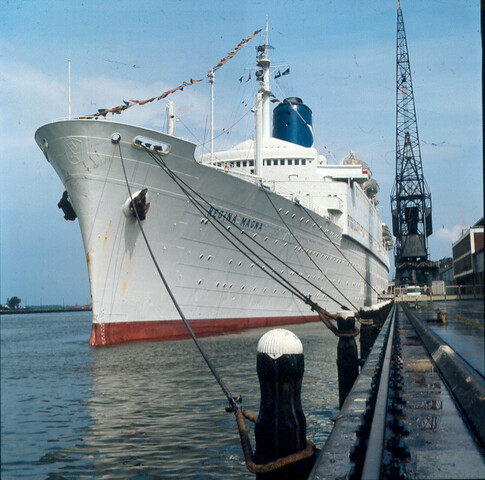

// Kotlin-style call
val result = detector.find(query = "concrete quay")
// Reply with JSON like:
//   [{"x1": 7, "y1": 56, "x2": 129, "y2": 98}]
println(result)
[{"x1": 309, "y1": 302, "x2": 485, "y2": 479}]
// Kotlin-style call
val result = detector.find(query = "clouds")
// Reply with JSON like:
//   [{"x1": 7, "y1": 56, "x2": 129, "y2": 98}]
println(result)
[{"x1": 435, "y1": 224, "x2": 466, "y2": 245}]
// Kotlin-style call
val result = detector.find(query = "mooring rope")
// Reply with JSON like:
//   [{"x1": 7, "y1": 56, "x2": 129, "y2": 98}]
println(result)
[
  {"x1": 117, "y1": 142, "x2": 239, "y2": 412},
  {"x1": 118, "y1": 142, "x2": 324, "y2": 473},
  {"x1": 262, "y1": 188, "x2": 358, "y2": 311},
  {"x1": 142, "y1": 147, "x2": 362, "y2": 339},
  {"x1": 118, "y1": 140, "x2": 361, "y2": 474},
  {"x1": 300, "y1": 204, "x2": 382, "y2": 298},
  {"x1": 142, "y1": 147, "x2": 349, "y2": 315},
  {"x1": 236, "y1": 410, "x2": 316, "y2": 473}
]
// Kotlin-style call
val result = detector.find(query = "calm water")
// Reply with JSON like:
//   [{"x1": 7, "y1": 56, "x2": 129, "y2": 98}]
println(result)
[{"x1": 1, "y1": 312, "x2": 340, "y2": 479}]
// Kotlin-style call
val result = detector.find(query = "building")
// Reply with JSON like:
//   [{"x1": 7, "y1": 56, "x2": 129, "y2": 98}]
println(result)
[
  {"x1": 438, "y1": 257, "x2": 454, "y2": 284},
  {"x1": 452, "y1": 218, "x2": 484, "y2": 288}
]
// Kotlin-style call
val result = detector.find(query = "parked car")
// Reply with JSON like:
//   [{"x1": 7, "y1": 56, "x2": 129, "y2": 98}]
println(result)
[{"x1": 406, "y1": 285, "x2": 421, "y2": 297}]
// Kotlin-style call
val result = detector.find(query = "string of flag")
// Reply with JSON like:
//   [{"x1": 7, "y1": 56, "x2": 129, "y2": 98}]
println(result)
[
  {"x1": 80, "y1": 29, "x2": 262, "y2": 119},
  {"x1": 209, "y1": 29, "x2": 262, "y2": 75}
]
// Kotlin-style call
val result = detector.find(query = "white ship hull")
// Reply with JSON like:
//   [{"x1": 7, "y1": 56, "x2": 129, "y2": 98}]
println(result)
[{"x1": 35, "y1": 119, "x2": 389, "y2": 345}]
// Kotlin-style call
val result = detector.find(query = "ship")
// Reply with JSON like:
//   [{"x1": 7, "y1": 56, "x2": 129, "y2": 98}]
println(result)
[{"x1": 35, "y1": 31, "x2": 391, "y2": 345}]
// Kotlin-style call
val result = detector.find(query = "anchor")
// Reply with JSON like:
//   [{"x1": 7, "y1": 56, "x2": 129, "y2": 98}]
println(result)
[{"x1": 57, "y1": 190, "x2": 77, "y2": 221}]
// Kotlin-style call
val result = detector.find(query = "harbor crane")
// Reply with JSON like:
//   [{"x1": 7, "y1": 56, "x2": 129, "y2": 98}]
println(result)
[{"x1": 390, "y1": 0, "x2": 433, "y2": 286}]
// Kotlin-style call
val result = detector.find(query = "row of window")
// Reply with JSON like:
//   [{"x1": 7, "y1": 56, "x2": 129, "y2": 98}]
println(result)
[{"x1": 215, "y1": 158, "x2": 309, "y2": 168}]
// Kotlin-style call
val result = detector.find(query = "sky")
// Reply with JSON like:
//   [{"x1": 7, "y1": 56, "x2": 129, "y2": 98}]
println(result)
[{"x1": 0, "y1": 0, "x2": 482, "y2": 306}]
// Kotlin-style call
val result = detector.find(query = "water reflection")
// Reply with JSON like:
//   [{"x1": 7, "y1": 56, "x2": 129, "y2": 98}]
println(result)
[
  {"x1": 73, "y1": 322, "x2": 339, "y2": 479},
  {"x1": 1, "y1": 312, "x2": 338, "y2": 479}
]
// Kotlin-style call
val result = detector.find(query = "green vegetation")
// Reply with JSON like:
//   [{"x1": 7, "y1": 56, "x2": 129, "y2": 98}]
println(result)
[{"x1": 6, "y1": 296, "x2": 21, "y2": 309}]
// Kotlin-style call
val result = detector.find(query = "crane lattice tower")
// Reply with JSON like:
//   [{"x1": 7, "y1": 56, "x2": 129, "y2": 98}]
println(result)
[{"x1": 390, "y1": 0, "x2": 433, "y2": 285}]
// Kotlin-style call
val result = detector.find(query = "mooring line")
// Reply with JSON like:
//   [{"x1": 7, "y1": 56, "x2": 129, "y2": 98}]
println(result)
[
  {"x1": 263, "y1": 188, "x2": 358, "y2": 311},
  {"x1": 143, "y1": 147, "x2": 347, "y2": 313},
  {"x1": 143, "y1": 149, "x2": 311, "y2": 301},
  {"x1": 118, "y1": 142, "x2": 346, "y2": 473},
  {"x1": 300, "y1": 204, "x2": 382, "y2": 298},
  {"x1": 117, "y1": 142, "x2": 239, "y2": 412}
]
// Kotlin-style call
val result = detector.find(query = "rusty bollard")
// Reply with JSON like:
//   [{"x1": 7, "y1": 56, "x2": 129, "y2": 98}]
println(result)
[
  {"x1": 254, "y1": 329, "x2": 315, "y2": 479},
  {"x1": 437, "y1": 311, "x2": 447, "y2": 324},
  {"x1": 337, "y1": 312, "x2": 359, "y2": 409}
]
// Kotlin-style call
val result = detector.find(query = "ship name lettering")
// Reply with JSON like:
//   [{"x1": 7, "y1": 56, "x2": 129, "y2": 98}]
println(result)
[
  {"x1": 208, "y1": 206, "x2": 236, "y2": 223},
  {"x1": 207, "y1": 208, "x2": 262, "y2": 231},
  {"x1": 240, "y1": 217, "x2": 263, "y2": 231}
]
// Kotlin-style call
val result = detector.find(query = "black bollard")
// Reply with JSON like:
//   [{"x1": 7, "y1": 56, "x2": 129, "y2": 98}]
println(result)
[
  {"x1": 336, "y1": 312, "x2": 359, "y2": 409},
  {"x1": 359, "y1": 318, "x2": 374, "y2": 364},
  {"x1": 254, "y1": 329, "x2": 315, "y2": 480},
  {"x1": 359, "y1": 306, "x2": 376, "y2": 365}
]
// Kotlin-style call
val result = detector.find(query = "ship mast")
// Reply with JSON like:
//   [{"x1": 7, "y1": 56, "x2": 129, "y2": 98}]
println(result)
[
  {"x1": 166, "y1": 100, "x2": 176, "y2": 135},
  {"x1": 208, "y1": 69, "x2": 215, "y2": 165},
  {"x1": 254, "y1": 21, "x2": 271, "y2": 178},
  {"x1": 260, "y1": 22, "x2": 271, "y2": 139}
]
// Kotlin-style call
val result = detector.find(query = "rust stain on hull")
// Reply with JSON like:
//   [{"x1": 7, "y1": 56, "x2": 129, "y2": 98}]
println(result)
[{"x1": 103, "y1": 220, "x2": 112, "y2": 248}]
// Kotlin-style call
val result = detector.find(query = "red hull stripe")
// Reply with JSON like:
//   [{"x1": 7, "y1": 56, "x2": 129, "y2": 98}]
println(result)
[{"x1": 89, "y1": 315, "x2": 321, "y2": 346}]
